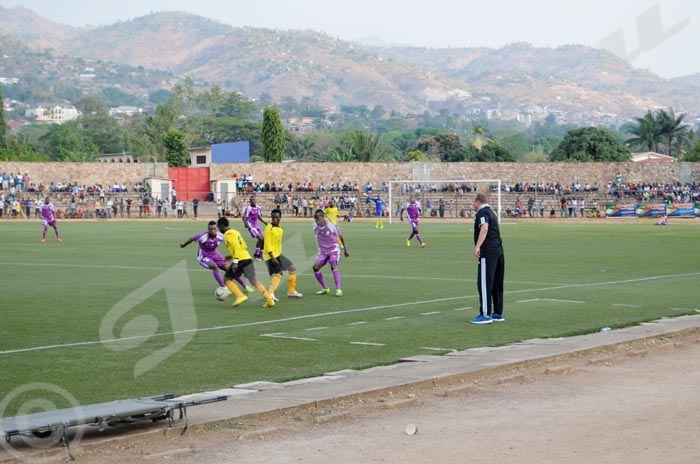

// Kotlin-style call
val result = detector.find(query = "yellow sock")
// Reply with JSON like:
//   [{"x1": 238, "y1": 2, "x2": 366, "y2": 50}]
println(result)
[
  {"x1": 378, "y1": 218, "x2": 383, "y2": 226},
  {"x1": 288, "y1": 272, "x2": 297, "y2": 293},
  {"x1": 255, "y1": 282, "x2": 272, "y2": 303},
  {"x1": 225, "y1": 281, "x2": 244, "y2": 298},
  {"x1": 269, "y1": 274, "x2": 282, "y2": 294}
]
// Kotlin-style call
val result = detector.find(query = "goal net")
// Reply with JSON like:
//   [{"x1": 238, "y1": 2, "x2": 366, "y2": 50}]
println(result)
[{"x1": 387, "y1": 180, "x2": 502, "y2": 224}]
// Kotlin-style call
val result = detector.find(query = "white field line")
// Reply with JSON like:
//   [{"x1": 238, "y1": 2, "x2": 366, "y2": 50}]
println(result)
[
  {"x1": 3, "y1": 271, "x2": 699, "y2": 356},
  {"x1": 383, "y1": 316, "x2": 406, "y2": 321},
  {"x1": 261, "y1": 333, "x2": 316, "y2": 342},
  {"x1": 670, "y1": 308, "x2": 700, "y2": 312},
  {"x1": 0, "y1": 262, "x2": 570, "y2": 286},
  {"x1": 0, "y1": 295, "x2": 467, "y2": 356},
  {"x1": 304, "y1": 327, "x2": 329, "y2": 331},
  {"x1": 613, "y1": 304, "x2": 643, "y2": 308},
  {"x1": 350, "y1": 342, "x2": 385, "y2": 347},
  {"x1": 421, "y1": 311, "x2": 442, "y2": 316},
  {"x1": 347, "y1": 321, "x2": 367, "y2": 326},
  {"x1": 518, "y1": 298, "x2": 586, "y2": 304}
]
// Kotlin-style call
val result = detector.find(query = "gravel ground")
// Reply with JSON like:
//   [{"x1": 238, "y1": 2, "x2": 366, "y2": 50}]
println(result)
[{"x1": 54, "y1": 330, "x2": 700, "y2": 464}]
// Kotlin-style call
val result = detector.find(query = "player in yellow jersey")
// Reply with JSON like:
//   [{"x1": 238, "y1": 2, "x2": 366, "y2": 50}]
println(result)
[
  {"x1": 264, "y1": 209, "x2": 303, "y2": 301},
  {"x1": 323, "y1": 198, "x2": 344, "y2": 249},
  {"x1": 216, "y1": 217, "x2": 275, "y2": 308}
]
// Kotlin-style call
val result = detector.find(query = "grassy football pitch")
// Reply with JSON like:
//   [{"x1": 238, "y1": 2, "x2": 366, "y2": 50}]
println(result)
[{"x1": 0, "y1": 218, "x2": 698, "y2": 414}]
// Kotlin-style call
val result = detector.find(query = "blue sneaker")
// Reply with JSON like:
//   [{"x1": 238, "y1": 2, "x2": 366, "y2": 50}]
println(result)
[
  {"x1": 491, "y1": 314, "x2": 505, "y2": 322},
  {"x1": 470, "y1": 315, "x2": 493, "y2": 324}
]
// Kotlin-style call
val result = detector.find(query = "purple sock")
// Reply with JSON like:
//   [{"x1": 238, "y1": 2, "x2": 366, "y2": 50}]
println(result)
[
  {"x1": 236, "y1": 276, "x2": 247, "y2": 288},
  {"x1": 314, "y1": 271, "x2": 327, "y2": 289},
  {"x1": 213, "y1": 269, "x2": 225, "y2": 287},
  {"x1": 332, "y1": 268, "x2": 341, "y2": 289},
  {"x1": 55, "y1": 228, "x2": 60, "y2": 238},
  {"x1": 42, "y1": 227, "x2": 47, "y2": 239},
  {"x1": 255, "y1": 247, "x2": 261, "y2": 257},
  {"x1": 416, "y1": 234, "x2": 423, "y2": 244},
  {"x1": 408, "y1": 233, "x2": 414, "y2": 240}
]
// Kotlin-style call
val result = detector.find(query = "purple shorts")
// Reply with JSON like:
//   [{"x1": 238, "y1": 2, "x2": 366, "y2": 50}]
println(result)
[
  {"x1": 315, "y1": 251, "x2": 340, "y2": 266},
  {"x1": 42, "y1": 219, "x2": 57, "y2": 228},
  {"x1": 248, "y1": 224, "x2": 264, "y2": 239},
  {"x1": 409, "y1": 219, "x2": 419, "y2": 230},
  {"x1": 198, "y1": 253, "x2": 228, "y2": 269}
]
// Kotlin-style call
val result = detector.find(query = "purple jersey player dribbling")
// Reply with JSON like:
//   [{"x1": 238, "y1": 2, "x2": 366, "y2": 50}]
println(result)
[
  {"x1": 41, "y1": 197, "x2": 62, "y2": 243},
  {"x1": 400, "y1": 196, "x2": 425, "y2": 248},
  {"x1": 242, "y1": 195, "x2": 267, "y2": 261},
  {"x1": 312, "y1": 209, "x2": 349, "y2": 297},
  {"x1": 181, "y1": 221, "x2": 253, "y2": 292}
]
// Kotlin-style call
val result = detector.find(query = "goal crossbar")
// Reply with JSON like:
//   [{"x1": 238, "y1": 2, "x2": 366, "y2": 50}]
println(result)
[{"x1": 388, "y1": 179, "x2": 502, "y2": 224}]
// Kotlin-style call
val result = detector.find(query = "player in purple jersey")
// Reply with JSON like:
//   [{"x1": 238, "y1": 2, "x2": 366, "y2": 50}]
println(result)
[
  {"x1": 312, "y1": 209, "x2": 349, "y2": 297},
  {"x1": 242, "y1": 195, "x2": 267, "y2": 261},
  {"x1": 400, "y1": 196, "x2": 426, "y2": 248},
  {"x1": 40, "y1": 197, "x2": 62, "y2": 242},
  {"x1": 181, "y1": 221, "x2": 254, "y2": 292}
]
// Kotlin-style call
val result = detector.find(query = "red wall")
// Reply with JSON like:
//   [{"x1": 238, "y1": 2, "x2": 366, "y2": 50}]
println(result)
[{"x1": 169, "y1": 167, "x2": 210, "y2": 201}]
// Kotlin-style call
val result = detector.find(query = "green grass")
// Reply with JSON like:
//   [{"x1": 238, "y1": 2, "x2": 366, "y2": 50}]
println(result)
[{"x1": 1, "y1": 218, "x2": 699, "y2": 414}]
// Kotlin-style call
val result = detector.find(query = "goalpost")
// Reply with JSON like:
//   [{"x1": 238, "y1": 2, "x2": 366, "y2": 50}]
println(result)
[{"x1": 387, "y1": 179, "x2": 502, "y2": 224}]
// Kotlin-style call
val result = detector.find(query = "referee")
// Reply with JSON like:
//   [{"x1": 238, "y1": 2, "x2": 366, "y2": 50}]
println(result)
[{"x1": 471, "y1": 192, "x2": 505, "y2": 324}]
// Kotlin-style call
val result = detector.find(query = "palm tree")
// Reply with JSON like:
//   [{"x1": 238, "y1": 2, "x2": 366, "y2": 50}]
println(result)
[
  {"x1": 655, "y1": 108, "x2": 690, "y2": 157},
  {"x1": 286, "y1": 135, "x2": 317, "y2": 160},
  {"x1": 342, "y1": 130, "x2": 380, "y2": 162},
  {"x1": 470, "y1": 123, "x2": 488, "y2": 150},
  {"x1": 626, "y1": 111, "x2": 662, "y2": 152}
]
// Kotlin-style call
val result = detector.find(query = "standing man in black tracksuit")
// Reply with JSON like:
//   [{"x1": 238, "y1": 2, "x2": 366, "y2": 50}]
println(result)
[{"x1": 471, "y1": 192, "x2": 505, "y2": 324}]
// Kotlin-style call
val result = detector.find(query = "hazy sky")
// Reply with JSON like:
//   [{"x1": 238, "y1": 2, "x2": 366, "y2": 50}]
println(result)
[{"x1": 1, "y1": 0, "x2": 697, "y2": 77}]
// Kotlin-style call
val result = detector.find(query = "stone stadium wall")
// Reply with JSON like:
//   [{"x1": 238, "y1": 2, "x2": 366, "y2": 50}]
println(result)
[
  {"x1": 2, "y1": 161, "x2": 699, "y2": 190},
  {"x1": 212, "y1": 162, "x2": 700, "y2": 188}
]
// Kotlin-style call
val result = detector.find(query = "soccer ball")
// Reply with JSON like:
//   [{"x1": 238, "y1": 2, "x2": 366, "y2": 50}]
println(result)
[{"x1": 215, "y1": 286, "x2": 230, "y2": 301}]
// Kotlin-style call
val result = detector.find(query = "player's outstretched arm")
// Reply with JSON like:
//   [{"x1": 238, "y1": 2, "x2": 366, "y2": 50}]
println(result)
[
  {"x1": 180, "y1": 237, "x2": 194, "y2": 248},
  {"x1": 339, "y1": 235, "x2": 349, "y2": 257}
]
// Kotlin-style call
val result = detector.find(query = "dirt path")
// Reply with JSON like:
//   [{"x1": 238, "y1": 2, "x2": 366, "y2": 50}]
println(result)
[{"x1": 61, "y1": 331, "x2": 700, "y2": 464}]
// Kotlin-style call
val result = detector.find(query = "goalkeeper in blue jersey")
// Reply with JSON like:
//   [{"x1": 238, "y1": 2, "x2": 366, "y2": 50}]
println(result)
[{"x1": 364, "y1": 193, "x2": 387, "y2": 229}]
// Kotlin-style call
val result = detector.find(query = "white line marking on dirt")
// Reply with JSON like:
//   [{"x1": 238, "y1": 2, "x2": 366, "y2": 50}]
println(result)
[{"x1": 421, "y1": 347, "x2": 458, "y2": 353}]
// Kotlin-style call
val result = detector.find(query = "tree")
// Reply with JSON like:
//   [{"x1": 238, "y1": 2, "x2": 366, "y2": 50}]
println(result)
[
  {"x1": 286, "y1": 135, "x2": 317, "y2": 160},
  {"x1": 656, "y1": 108, "x2": 690, "y2": 157},
  {"x1": 149, "y1": 89, "x2": 172, "y2": 105},
  {"x1": 625, "y1": 111, "x2": 662, "y2": 152},
  {"x1": 341, "y1": 129, "x2": 381, "y2": 162},
  {"x1": 0, "y1": 136, "x2": 49, "y2": 161},
  {"x1": 470, "y1": 123, "x2": 488, "y2": 150},
  {"x1": 74, "y1": 97, "x2": 108, "y2": 117},
  {"x1": 78, "y1": 114, "x2": 126, "y2": 153},
  {"x1": 682, "y1": 140, "x2": 700, "y2": 162},
  {"x1": 261, "y1": 107, "x2": 285, "y2": 162},
  {"x1": 433, "y1": 133, "x2": 463, "y2": 162},
  {"x1": 0, "y1": 89, "x2": 7, "y2": 147},
  {"x1": 163, "y1": 129, "x2": 189, "y2": 167},
  {"x1": 550, "y1": 127, "x2": 631, "y2": 162},
  {"x1": 41, "y1": 123, "x2": 98, "y2": 161}
]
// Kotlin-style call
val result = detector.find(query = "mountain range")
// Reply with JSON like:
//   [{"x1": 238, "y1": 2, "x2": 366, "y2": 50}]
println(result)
[{"x1": 1, "y1": 4, "x2": 700, "y2": 119}]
